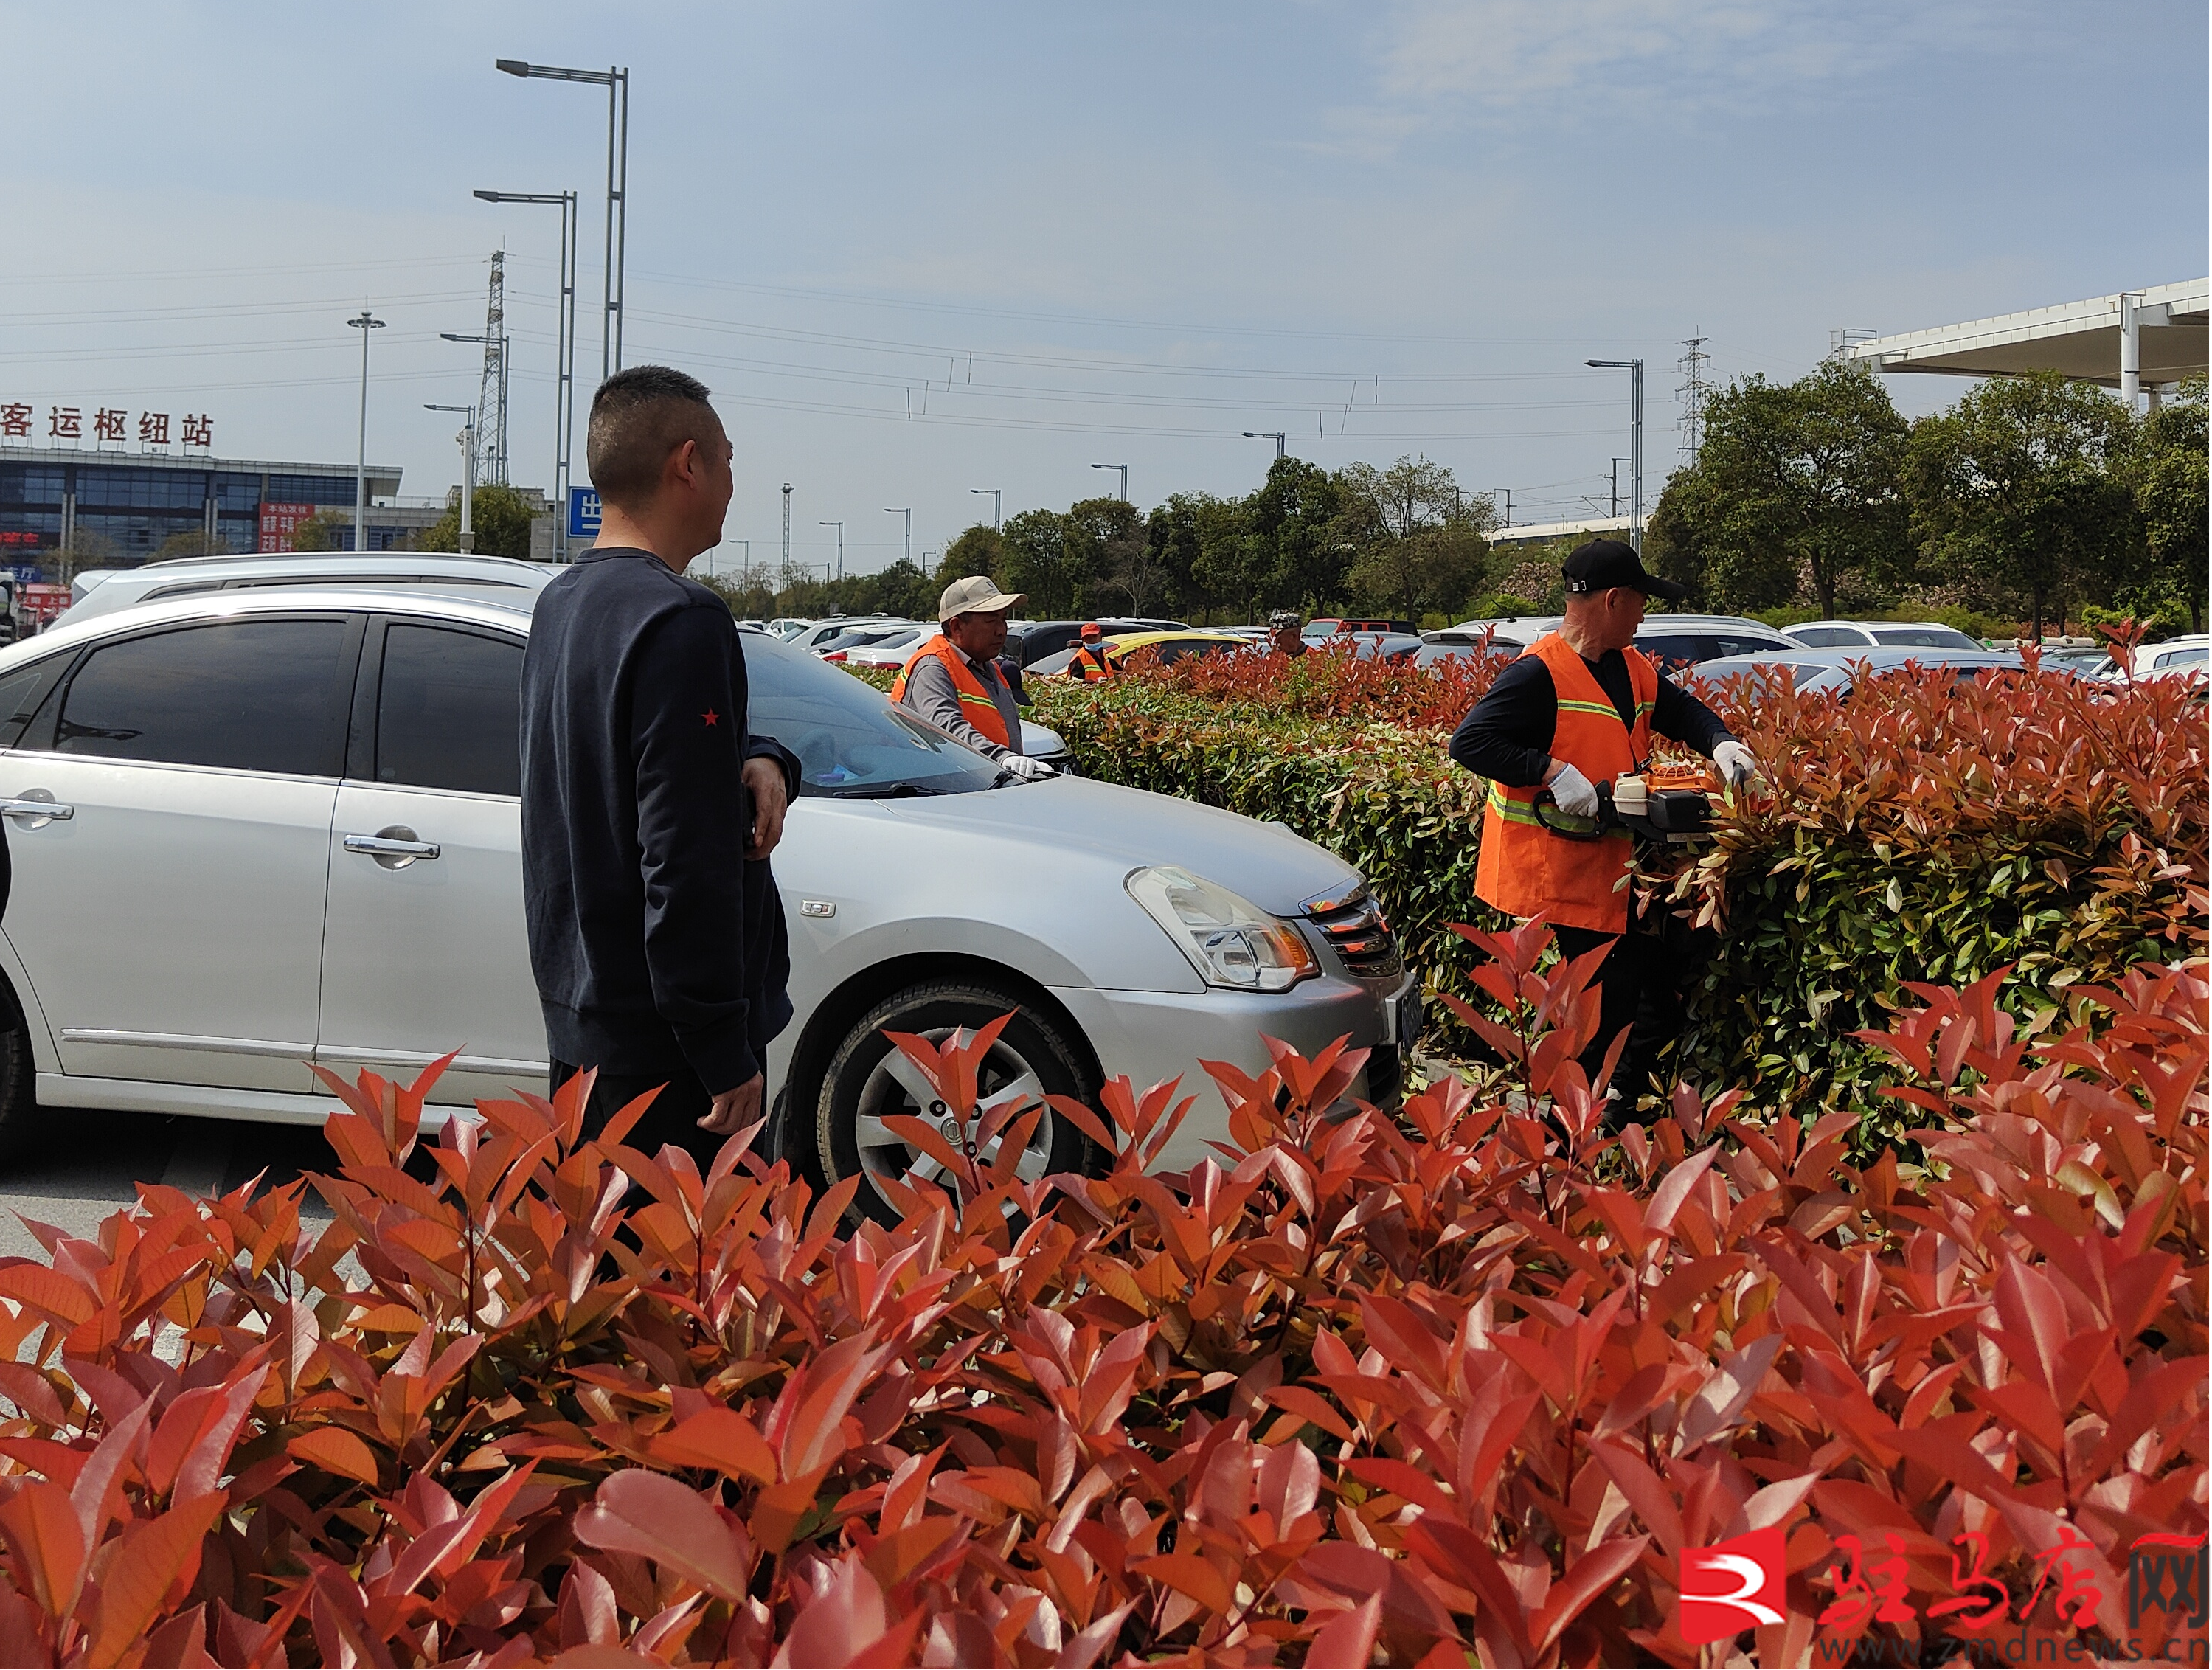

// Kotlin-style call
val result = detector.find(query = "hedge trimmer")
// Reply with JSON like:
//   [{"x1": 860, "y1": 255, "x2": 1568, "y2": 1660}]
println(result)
[{"x1": 1533, "y1": 766, "x2": 1716, "y2": 844}]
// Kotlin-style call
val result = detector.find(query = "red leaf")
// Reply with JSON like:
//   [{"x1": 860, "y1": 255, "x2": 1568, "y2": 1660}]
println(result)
[
  {"x1": 86, "y1": 1493, "x2": 227, "y2": 1665},
  {"x1": 572, "y1": 1469, "x2": 752, "y2": 1601}
]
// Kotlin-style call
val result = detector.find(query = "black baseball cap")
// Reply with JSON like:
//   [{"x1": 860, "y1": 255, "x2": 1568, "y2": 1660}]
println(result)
[{"x1": 1562, "y1": 538, "x2": 1688, "y2": 603}]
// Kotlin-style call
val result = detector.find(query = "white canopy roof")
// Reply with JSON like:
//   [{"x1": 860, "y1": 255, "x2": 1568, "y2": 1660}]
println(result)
[{"x1": 1845, "y1": 279, "x2": 2207, "y2": 387}]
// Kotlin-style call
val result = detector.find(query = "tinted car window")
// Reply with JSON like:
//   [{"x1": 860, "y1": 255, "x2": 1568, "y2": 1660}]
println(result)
[
  {"x1": 55, "y1": 620, "x2": 348, "y2": 775},
  {"x1": 1789, "y1": 626, "x2": 1860, "y2": 648},
  {"x1": 745, "y1": 635, "x2": 1002, "y2": 796},
  {"x1": 1873, "y1": 627, "x2": 1980, "y2": 651},
  {"x1": 1707, "y1": 633, "x2": 1789, "y2": 659},
  {"x1": 0, "y1": 655, "x2": 69, "y2": 749},
  {"x1": 375, "y1": 624, "x2": 523, "y2": 796},
  {"x1": 1637, "y1": 634, "x2": 1710, "y2": 669}
]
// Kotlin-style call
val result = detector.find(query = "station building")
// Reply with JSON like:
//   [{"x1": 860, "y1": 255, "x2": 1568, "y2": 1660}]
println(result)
[{"x1": 0, "y1": 440, "x2": 415, "y2": 578}]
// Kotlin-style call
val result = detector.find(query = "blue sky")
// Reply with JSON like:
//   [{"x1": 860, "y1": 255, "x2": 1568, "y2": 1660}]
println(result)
[{"x1": 3, "y1": 1, "x2": 2203, "y2": 574}]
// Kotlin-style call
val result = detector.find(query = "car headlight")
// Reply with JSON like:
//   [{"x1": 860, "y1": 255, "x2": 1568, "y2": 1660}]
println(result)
[{"x1": 1126, "y1": 866, "x2": 1318, "y2": 992}]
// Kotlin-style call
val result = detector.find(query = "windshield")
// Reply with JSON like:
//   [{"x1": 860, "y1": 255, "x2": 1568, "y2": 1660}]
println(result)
[
  {"x1": 1873, "y1": 626, "x2": 1981, "y2": 651},
  {"x1": 743, "y1": 634, "x2": 1002, "y2": 796}
]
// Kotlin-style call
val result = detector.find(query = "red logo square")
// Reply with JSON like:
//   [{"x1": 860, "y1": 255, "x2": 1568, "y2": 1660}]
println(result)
[{"x1": 1681, "y1": 1526, "x2": 1787, "y2": 1646}]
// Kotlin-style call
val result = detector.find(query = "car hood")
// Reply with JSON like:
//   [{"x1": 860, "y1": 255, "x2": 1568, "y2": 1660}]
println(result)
[{"x1": 856, "y1": 773, "x2": 1356, "y2": 917}]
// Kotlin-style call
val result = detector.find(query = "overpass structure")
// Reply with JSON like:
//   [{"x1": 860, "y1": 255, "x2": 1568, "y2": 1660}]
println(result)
[{"x1": 1845, "y1": 279, "x2": 2207, "y2": 407}]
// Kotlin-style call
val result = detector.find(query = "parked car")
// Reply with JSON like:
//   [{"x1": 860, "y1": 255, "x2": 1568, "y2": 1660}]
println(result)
[
  {"x1": 1005, "y1": 619, "x2": 1185, "y2": 668},
  {"x1": 62, "y1": 553, "x2": 552, "y2": 624},
  {"x1": 1424, "y1": 614, "x2": 1795, "y2": 668},
  {"x1": 1781, "y1": 620, "x2": 1985, "y2": 653},
  {"x1": 1029, "y1": 630, "x2": 1255, "y2": 676},
  {"x1": 1691, "y1": 645, "x2": 2036, "y2": 696},
  {"x1": 0, "y1": 588, "x2": 1412, "y2": 1221},
  {"x1": 2082, "y1": 634, "x2": 2208, "y2": 686},
  {"x1": 810, "y1": 621, "x2": 923, "y2": 659},
  {"x1": 768, "y1": 618, "x2": 813, "y2": 640},
  {"x1": 789, "y1": 616, "x2": 911, "y2": 654},
  {"x1": 823, "y1": 626, "x2": 931, "y2": 667}
]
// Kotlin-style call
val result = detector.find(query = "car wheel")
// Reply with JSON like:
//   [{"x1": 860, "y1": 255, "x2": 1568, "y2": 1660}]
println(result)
[{"x1": 815, "y1": 980, "x2": 1095, "y2": 1224}]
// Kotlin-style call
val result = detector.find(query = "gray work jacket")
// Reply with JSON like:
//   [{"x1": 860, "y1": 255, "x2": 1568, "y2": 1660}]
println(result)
[{"x1": 898, "y1": 640, "x2": 1024, "y2": 760}]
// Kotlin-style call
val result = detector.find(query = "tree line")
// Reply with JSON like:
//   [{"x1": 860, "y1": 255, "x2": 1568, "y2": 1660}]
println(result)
[{"x1": 1648, "y1": 366, "x2": 2208, "y2": 637}]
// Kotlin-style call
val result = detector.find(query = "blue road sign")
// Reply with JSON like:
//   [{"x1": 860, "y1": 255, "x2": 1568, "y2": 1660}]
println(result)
[{"x1": 567, "y1": 486, "x2": 603, "y2": 539}]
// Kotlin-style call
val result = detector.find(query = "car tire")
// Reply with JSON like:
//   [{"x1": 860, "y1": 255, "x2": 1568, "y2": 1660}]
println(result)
[{"x1": 814, "y1": 980, "x2": 1095, "y2": 1225}]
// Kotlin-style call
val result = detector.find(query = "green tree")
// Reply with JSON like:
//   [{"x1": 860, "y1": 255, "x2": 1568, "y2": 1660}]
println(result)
[
  {"x1": 289, "y1": 510, "x2": 349, "y2": 552},
  {"x1": 1647, "y1": 362, "x2": 1908, "y2": 618},
  {"x1": 415, "y1": 485, "x2": 542, "y2": 560},
  {"x1": 997, "y1": 508, "x2": 1082, "y2": 618},
  {"x1": 2116, "y1": 377, "x2": 2208, "y2": 632},
  {"x1": 1148, "y1": 492, "x2": 1247, "y2": 623},
  {"x1": 934, "y1": 524, "x2": 1005, "y2": 591},
  {"x1": 1249, "y1": 457, "x2": 1359, "y2": 611},
  {"x1": 1345, "y1": 525, "x2": 1488, "y2": 621},
  {"x1": 1903, "y1": 370, "x2": 2140, "y2": 640},
  {"x1": 155, "y1": 529, "x2": 223, "y2": 558}
]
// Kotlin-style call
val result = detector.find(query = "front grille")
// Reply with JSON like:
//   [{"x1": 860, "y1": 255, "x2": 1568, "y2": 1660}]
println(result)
[{"x1": 1300, "y1": 884, "x2": 1404, "y2": 980}]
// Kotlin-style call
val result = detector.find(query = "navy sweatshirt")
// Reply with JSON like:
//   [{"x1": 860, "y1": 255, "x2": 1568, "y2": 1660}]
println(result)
[{"x1": 521, "y1": 547, "x2": 797, "y2": 1095}]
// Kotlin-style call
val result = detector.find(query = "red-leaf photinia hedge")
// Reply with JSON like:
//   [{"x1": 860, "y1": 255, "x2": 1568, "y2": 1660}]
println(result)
[{"x1": 0, "y1": 929, "x2": 2198, "y2": 1665}]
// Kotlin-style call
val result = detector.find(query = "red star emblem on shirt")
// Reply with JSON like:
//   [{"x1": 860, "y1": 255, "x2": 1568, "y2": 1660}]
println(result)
[{"x1": 701, "y1": 709, "x2": 720, "y2": 727}]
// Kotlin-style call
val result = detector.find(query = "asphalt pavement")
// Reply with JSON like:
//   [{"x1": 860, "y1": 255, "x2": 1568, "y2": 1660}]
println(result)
[{"x1": 0, "y1": 1108, "x2": 340, "y2": 1262}]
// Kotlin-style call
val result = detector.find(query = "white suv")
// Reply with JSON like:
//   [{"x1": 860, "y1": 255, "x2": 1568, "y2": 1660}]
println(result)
[
  {"x1": 0, "y1": 587, "x2": 1413, "y2": 1217},
  {"x1": 63, "y1": 553, "x2": 551, "y2": 624}
]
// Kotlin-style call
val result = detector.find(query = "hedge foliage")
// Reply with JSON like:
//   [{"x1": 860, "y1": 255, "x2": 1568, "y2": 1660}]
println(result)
[
  {"x1": 0, "y1": 937, "x2": 2199, "y2": 1664},
  {"x1": 1028, "y1": 646, "x2": 2207, "y2": 1130}
]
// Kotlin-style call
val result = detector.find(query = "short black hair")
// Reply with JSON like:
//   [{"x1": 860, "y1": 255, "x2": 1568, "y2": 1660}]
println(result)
[{"x1": 586, "y1": 365, "x2": 721, "y2": 508}]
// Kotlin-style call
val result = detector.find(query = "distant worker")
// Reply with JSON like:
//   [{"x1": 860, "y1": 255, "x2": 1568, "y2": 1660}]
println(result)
[
  {"x1": 892, "y1": 576, "x2": 1055, "y2": 779},
  {"x1": 1448, "y1": 538, "x2": 1757, "y2": 1112},
  {"x1": 1269, "y1": 611, "x2": 1308, "y2": 657},
  {"x1": 1068, "y1": 622, "x2": 1116, "y2": 681}
]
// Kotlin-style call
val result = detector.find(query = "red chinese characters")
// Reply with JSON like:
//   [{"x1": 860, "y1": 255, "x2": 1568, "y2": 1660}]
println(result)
[
  {"x1": 139, "y1": 412, "x2": 170, "y2": 445},
  {"x1": 47, "y1": 406, "x2": 80, "y2": 440},
  {"x1": 94, "y1": 406, "x2": 127, "y2": 443},
  {"x1": 181, "y1": 413, "x2": 212, "y2": 448},
  {"x1": 0, "y1": 403, "x2": 28, "y2": 439}
]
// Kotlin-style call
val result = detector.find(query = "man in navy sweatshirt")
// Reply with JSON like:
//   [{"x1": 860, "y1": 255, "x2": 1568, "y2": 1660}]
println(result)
[{"x1": 521, "y1": 365, "x2": 798, "y2": 1166}]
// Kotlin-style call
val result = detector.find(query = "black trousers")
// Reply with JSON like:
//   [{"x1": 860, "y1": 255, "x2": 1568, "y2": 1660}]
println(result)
[
  {"x1": 549, "y1": 1059, "x2": 721, "y2": 1173},
  {"x1": 1551, "y1": 904, "x2": 1691, "y2": 1108}
]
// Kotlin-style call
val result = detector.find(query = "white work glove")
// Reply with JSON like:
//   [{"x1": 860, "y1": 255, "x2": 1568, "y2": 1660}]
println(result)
[
  {"x1": 1713, "y1": 739, "x2": 1758, "y2": 787},
  {"x1": 1546, "y1": 762, "x2": 1600, "y2": 818},
  {"x1": 999, "y1": 751, "x2": 1054, "y2": 780}
]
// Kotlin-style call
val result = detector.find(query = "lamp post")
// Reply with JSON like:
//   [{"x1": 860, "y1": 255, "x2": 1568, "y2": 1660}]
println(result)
[
  {"x1": 440, "y1": 330, "x2": 512, "y2": 485},
  {"x1": 1610, "y1": 457, "x2": 1626, "y2": 519},
  {"x1": 1586, "y1": 358, "x2": 1645, "y2": 552},
  {"x1": 884, "y1": 507, "x2": 911, "y2": 567},
  {"x1": 347, "y1": 311, "x2": 385, "y2": 554},
  {"x1": 495, "y1": 59, "x2": 628, "y2": 378},
  {"x1": 1241, "y1": 431, "x2": 1287, "y2": 460},
  {"x1": 819, "y1": 521, "x2": 844, "y2": 581},
  {"x1": 968, "y1": 487, "x2": 1000, "y2": 530},
  {"x1": 474, "y1": 190, "x2": 578, "y2": 558},
  {"x1": 782, "y1": 484, "x2": 792, "y2": 567},
  {"x1": 1090, "y1": 462, "x2": 1128, "y2": 502},
  {"x1": 424, "y1": 403, "x2": 477, "y2": 552}
]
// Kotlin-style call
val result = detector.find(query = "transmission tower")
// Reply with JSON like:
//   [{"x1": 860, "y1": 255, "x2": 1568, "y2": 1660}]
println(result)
[
  {"x1": 1676, "y1": 336, "x2": 1711, "y2": 466},
  {"x1": 476, "y1": 251, "x2": 510, "y2": 485}
]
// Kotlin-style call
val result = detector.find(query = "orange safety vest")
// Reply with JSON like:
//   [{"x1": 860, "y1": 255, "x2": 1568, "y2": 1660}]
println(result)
[
  {"x1": 1069, "y1": 643, "x2": 1114, "y2": 680},
  {"x1": 1473, "y1": 633, "x2": 1658, "y2": 935},
  {"x1": 890, "y1": 634, "x2": 1013, "y2": 748}
]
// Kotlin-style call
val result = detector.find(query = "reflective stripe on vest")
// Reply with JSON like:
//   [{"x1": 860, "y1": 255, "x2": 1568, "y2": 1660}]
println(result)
[
  {"x1": 1070, "y1": 645, "x2": 1112, "y2": 680},
  {"x1": 890, "y1": 634, "x2": 1013, "y2": 748},
  {"x1": 1471, "y1": 633, "x2": 1659, "y2": 936}
]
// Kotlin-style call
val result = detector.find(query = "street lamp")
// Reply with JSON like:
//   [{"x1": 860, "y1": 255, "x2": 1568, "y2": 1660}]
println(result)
[
  {"x1": 495, "y1": 59, "x2": 628, "y2": 379},
  {"x1": 968, "y1": 488, "x2": 1000, "y2": 530},
  {"x1": 883, "y1": 507, "x2": 912, "y2": 567},
  {"x1": 475, "y1": 190, "x2": 578, "y2": 558},
  {"x1": 819, "y1": 521, "x2": 844, "y2": 581},
  {"x1": 424, "y1": 403, "x2": 477, "y2": 553},
  {"x1": 347, "y1": 311, "x2": 385, "y2": 554},
  {"x1": 442, "y1": 330, "x2": 512, "y2": 485},
  {"x1": 1586, "y1": 359, "x2": 1645, "y2": 552},
  {"x1": 1610, "y1": 457, "x2": 1627, "y2": 519},
  {"x1": 1090, "y1": 462, "x2": 1128, "y2": 502},
  {"x1": 782, "y1": 484, "x2": 792, "y2": 566},
  {"x1": 1242, "y1": 431, "x2": 1287, "y2": 460}
]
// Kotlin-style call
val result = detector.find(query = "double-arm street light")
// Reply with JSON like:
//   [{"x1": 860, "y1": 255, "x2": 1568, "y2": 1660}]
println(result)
[
  {"x1": 347, "y1": 311, "x2": 385, "y2": 554},
  {"x1": 1242, "y1": 430, "x2": 1287, "y2": 460},
  {"x1": 496, "y1": 59, "x2": 628, "y2": 380},
  {"x1": 819, "y1": 521, "x2": 844, "y2": 581},
  {"x1": 968, "y1": 487, "x2": 1000, "y2": 530},
  {"x1": 1586, "y1": 358, "x2": 1645, "y2": 552},
  {"x1": 884, "y1": 507, "x2": 912, "y2": 566},
  {"x1": 1090, "y1": 462, "x2": 1128, "y2": 502},
  {"x1": 424, "y1": 403, "x2": 477, "y2": 552},
  {"x1": 474, "y1": 190, "x2": 578, "y2": 558}
]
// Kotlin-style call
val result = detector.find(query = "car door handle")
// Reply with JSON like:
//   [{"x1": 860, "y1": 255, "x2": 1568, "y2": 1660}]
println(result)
[
  {"x1": 344, "y1": 828, "x2": 441, "y2": 868},
  {"x1": 0, "y1": 797, "x2": 72, "y2": 822}
]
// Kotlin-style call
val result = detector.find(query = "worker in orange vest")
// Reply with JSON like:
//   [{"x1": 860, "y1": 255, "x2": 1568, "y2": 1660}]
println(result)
[
  {"x1": 1067, "y1": 622, "x2": 1116, "y2": 681},
  {"x1": 1449, "y1": 539, "x2": 1756, "y2": 1113},
  {"x1": 891, "y1": 576, "x2": 1055, "y2": 779}
]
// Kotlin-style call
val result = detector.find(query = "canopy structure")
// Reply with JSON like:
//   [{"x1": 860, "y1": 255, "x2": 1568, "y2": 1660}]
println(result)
[{"x1": 1845, "y1": 278, "x2": 2208, "y2": 403}]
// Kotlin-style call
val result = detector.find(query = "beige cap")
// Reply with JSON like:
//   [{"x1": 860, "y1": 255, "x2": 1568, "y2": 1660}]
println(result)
[{"x1": 937, "y1": 575, "x2": 1026, "y2": 622}]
